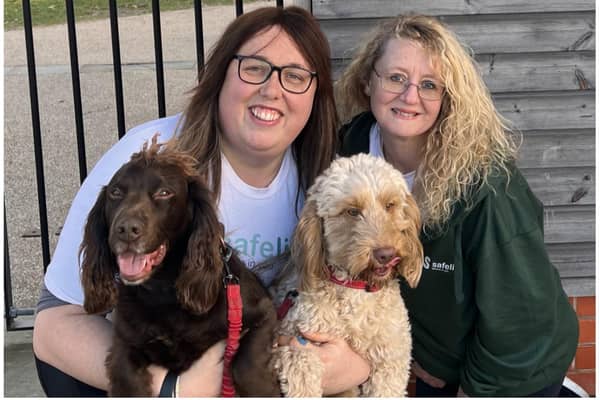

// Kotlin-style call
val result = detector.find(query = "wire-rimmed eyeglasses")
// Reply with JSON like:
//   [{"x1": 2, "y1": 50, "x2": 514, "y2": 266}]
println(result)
[
  {"x1": 233, "y1": 55, "x2": 317, "y2": 95},
  {"x1": 372, "y1": 68, "x2": 444, "y2": 101}
]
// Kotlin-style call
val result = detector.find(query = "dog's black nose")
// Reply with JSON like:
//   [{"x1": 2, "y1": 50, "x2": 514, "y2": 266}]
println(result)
[
  {"x1": 116, "y1": 218, "x2": 143, "y2": 242},
  {"x1": 374, "y1": 247, "x2": 395, "y2": 264}
]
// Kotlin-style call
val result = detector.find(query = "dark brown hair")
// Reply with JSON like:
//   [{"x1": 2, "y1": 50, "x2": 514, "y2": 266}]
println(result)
[{"x1": 175, "y1": 6, "x2": 337, "y2": 203}]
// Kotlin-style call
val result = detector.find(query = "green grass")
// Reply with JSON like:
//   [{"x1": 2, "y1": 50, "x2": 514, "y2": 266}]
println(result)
[{"x1": 4, "y1": 0, "x2": 241, "y2": 30}]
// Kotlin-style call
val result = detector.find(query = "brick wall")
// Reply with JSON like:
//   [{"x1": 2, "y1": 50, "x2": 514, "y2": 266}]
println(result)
[
  {"x1": 568, "y1": 296, "x2": 596, "y2": 396},
  {"x1": 406, "y1": 296, "x2": 596, "y2": 397}
]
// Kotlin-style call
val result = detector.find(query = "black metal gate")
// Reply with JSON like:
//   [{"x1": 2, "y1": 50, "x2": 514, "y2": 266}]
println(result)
[{"x1": 4, "y1": 0, "x2": 284, "y2": 331}]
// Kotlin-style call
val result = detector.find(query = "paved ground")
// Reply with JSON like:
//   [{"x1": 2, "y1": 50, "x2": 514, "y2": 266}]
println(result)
[
  {"x1": 4, "y1": 326, "x2": 42, "y2": 397},
  {"x1": 4, "y1": 1, "x2": 276, "y2": 396}
]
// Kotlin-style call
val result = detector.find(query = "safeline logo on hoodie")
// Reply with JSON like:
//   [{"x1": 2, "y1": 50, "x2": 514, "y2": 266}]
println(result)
[{"x1": 423, "y1": 256, "x2": 455, "y2": 272}]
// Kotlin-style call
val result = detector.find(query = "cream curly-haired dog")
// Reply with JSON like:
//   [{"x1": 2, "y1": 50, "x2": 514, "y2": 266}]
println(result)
[{"x1": 272, "y1": 154, "x2": 423, "y2": 397}]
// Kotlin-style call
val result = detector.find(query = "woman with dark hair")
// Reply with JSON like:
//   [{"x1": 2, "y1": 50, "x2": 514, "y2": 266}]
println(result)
[{"x1": 33, "y1": 6, "x2": 368, "y2": 396}]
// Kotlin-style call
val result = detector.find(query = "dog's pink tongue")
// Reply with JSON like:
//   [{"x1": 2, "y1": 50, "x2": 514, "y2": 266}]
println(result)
[
  {"x1": 117, "y1": 245, "x2": 167, "y2": 281},
  {"x1": 374, "y1": 257, "x2": 401, "y2": 276},
  {"x1": 386, "y1": 256, "x2": 401, "y2": 269},
  {"x1": 117, "y1": 253, "x2": 151, "y2": 278}
]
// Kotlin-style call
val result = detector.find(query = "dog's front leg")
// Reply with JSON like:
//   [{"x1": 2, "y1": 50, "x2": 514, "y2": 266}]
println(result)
[
  {"x1": 106, "y1": 341, "x2": 153, "y2": 396},
  {"x1": 231, "y1": 298, "x2": 281, "y2": 397},
  {"x1": 272, "y1": 345, "x2": 324, "y2": 397}
]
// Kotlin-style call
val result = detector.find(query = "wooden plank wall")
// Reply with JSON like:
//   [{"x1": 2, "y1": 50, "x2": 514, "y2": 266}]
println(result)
[{"x1": 314, "y1": 0, "x2": 596, "y2": 296}]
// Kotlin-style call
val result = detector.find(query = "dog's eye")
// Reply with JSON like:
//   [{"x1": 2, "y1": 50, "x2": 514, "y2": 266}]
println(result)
[
  {"x1": 346, "y1": 208, "x2": 361, "y2": 217},
  {"x1": 154, "y1": 189, "x2": 173, "y2": 199},
  {"x1": 108, "y1": 187, "x2": 123, "y2": 199},
  {"x1": 385, "y1": 202, "x2": 396, "y2": 211}
]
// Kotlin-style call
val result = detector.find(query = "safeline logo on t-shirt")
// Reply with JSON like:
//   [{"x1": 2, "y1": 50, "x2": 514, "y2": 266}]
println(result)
[
  {"x1": 228, "y1": 234, "x2": 290, "y2": 268},
  {"x1": 423, "y1": 256, "x2": 455, "y2": 272}
]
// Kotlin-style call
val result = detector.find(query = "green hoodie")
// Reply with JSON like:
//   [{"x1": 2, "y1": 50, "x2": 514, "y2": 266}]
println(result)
[{"x1": 340, "y1": 112, "x2": 578, "y2": 396}]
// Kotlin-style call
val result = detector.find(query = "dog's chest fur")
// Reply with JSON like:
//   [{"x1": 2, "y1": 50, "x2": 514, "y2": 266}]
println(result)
[
  {"x1": 113, "y1": 283, "x2": 228, "y2": 372},
  {"x1": 280, "y1": 280, "x2": 410, "y2": 357}
]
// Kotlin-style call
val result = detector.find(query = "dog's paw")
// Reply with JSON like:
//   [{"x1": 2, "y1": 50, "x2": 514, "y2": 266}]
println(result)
[
  {"x1": 270, "y1": 347, "x2": 289, "y2": 396},
  {"x1": 271, "y1": 346, "x2": 323, "y2": 397}
]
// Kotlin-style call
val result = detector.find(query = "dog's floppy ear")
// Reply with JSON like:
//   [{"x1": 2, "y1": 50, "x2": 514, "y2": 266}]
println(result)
[
  {"x1": 397, "y1": 195, "x2": 423, "y2": 288},
  {"x1": 176, "y1": 179, "x2": 222, "y2": 314},
  {"x1": 294, "y1": 199, "x2": 327, "y2": 292},
  {"x1": 80, "y1": 187, "x2": 119, "y2": 314}
]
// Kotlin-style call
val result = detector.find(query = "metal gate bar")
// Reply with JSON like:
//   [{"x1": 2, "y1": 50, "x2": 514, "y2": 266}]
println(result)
[
  {"x1": 65, "y1": 0, "x2": 88, "y2": 183},
  {"x1": 23, "y1": 0, "x2": 51, "y2": 271},
  {"x1": 194, "y1": 0, "x2": 205, "y2": 75},
  {"x1": 109, "y1": 0, "x2": 127, "y2": 138},
  {"x1": 152, "y1": 0, "x2": 167, "y2": 118}
]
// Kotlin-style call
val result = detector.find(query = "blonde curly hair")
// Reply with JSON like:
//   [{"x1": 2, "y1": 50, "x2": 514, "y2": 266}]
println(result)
[{"x1": 336, "y1": 14, "x2": 519, "y2": 232}]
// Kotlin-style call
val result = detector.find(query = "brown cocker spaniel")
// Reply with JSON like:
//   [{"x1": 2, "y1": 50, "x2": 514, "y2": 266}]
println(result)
[{"x1": 80, "y1": 136, "x2": 279, "y2": 396}]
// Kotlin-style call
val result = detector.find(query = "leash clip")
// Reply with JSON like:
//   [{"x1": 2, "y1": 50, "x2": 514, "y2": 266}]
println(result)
[
  {"x1": 223, "y1": 273, "x2": 240, "y2": 287},
  {"x1": 221, "y1": 241, "x2": 239, "y2": 287},
  {"x1": 221, "y1": 242, "x2": 233, "y2": 262}
]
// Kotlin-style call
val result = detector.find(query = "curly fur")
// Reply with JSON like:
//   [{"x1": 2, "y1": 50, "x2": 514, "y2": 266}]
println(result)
[
  {"x1": 273, "y1": 153, "x2": 423, "y2": 397},
  {"x1": 80, "y1": 136, "x2": 279, "y2": 396}
]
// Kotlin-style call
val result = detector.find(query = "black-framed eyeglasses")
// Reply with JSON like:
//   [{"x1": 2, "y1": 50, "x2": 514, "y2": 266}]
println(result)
[
  {"x1": 233, "y1": 55, "x2": 317, "y2": 94},
  {"x1": 372, "y1": 68, "x2": 444, "y2": 101}
]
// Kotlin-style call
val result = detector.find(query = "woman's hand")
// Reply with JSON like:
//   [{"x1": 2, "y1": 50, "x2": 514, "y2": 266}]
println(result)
[
  {"x1": 279, "y1": 331, "x2": 371, "y2": 395},
  {"x1": 180, "y1": 340, "x2": 225, "y2": 397},
  {"x1": 150, "y1": 340, "x2": 225, "y2": 397},
  {"x1": 411, "y1": 360, "x2": 446, "y2": 388}
]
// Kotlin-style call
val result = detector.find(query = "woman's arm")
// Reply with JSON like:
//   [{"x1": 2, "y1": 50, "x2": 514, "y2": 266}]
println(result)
[
  {"x1": 411, "y1": 360, "x2": 446, "y2": 388},
  {"x1": 33, "y1": 304, "x2": 113, "y2": 390},
  {"x1": 459, "y1": 171, "x2": 578, "y2": 396},
  {"x1": 33, "y1": 304, "x2": 226, "y2": 396}
]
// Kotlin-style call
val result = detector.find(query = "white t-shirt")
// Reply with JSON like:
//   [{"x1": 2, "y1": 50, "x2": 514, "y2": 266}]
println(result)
[
  {"x1": 44, "y1": 114, "x2": 301, "y2": 305},
  {"x1": 369, "y1": 122, "x2": 416, "y2": 191},
  {"x1": 220, "y1": 147, "x2": 301, "y2": 286}
]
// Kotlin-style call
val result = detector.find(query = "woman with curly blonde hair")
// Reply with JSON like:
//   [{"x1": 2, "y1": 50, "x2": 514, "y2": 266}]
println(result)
[{"x1": 337, "y1": 14, "x2": 578, "y2": 397}]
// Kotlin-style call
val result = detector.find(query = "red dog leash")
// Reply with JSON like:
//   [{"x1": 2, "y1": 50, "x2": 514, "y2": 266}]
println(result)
[{"x1": 221, "y1": 244, "x2": 242, "y2": 397}]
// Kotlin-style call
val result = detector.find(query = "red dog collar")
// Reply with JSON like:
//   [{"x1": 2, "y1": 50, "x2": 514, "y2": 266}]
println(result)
[{"x1": 327, "y1": 265, "x2": 381, "y2": 292}]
